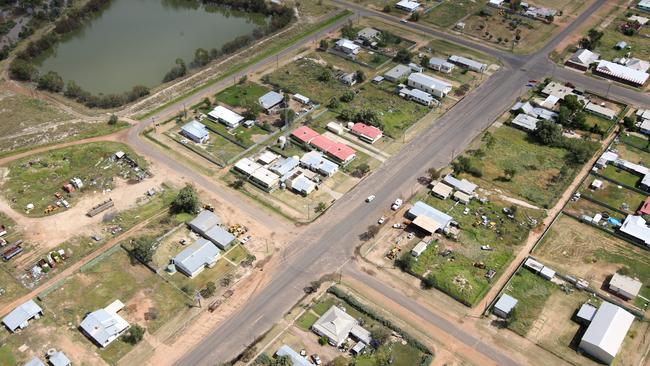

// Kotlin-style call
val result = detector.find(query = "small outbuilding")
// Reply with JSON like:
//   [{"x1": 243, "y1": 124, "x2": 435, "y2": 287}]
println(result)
[
  {"x1": 431, "y1": 181, "x2": 453, "y2": 200},
  {"x1": 493, "y1": 294, "x2": 518, "y2": 318},
  {"x1": 576, "y1": 303, "x2": 597, "y2": 324},
  {"x1": 591, "y1": 179, "x2": 603, "y2": 190},
  {"x1": 608, "y1": 272, "x2": 642, "y2": 300},
  {"x1": 2, "y1": 299, "x2": 43, "y2": 332},
  {"x1": 411, "y1": 241, "x2": 429, "y2": 257},
  {"x1": 579, "y1": 302, "x2": 635, "y2": 364}
]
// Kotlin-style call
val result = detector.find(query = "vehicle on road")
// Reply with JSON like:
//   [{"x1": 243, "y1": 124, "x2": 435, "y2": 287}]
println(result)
[
  {"x1": 391, "y1": 198, "x2": 403, "y2": 210},
  {"x1": 378, "y1": 217, "x2": 386, "y2": 224},
  {"x1": 366, "y1": 195, "x2": 375, "y2": 202},
  {"x1": 392, "y1": 223, "x2": 402, "y2": 229},
  {"x1": 312, "y1": 355, "x2": 322, "y2": 365},
  {"x1": 400, "y1": 19, "x2": 408, "y2": 23}
]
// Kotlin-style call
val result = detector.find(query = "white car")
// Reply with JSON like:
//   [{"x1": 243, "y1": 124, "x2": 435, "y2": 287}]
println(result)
[
  {"x1": 407, "y1": 232, "x2": 415, "y2": 240},
  {"x1": 241, "y1": 235, "x2": 252, "y2": 244},
  {"x1": 366, "y1": 195, "x2": 376, "y2": 202},
  {"x1": 463, "y1": 207, "x2": 470, "y2": 215},
  {"x1": 378, "y1": 217, "x2": 386, "y2": 224},
  {"x1": 400, "y1": 19, "x2": 408, "y2": 23},
  {"x1": 391, "y1": 198, "x2": 403, "y2": 210},
  {"x1": 392, "y1": 223, "x2": 402, "y2": 229},
  {"x1": 481, "y1": 245, "x2": 493, "y2": 251},
  {"x1": 311, "y1": 355, "x2": 322, "y2": 365}
]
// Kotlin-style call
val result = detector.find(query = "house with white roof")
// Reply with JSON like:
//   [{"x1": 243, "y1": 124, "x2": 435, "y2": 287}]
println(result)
[
  {"x1": 579, "y1": 302, "x2": 635, "y2": 364},
  {"x1": 334, "y1": 38, "x2": 360, "y2": 55},
  {"x1": 399, "y1": 87, "x2": 436, "y2": 107},
  {"x1": 384, "y1": 64, "x2": 412, "y2": 82},
  {"x1": 311, "y1": 305, "x2": 371, "y2": 346},
  {"x1": 448, "y1": 55, "x2": 487, "y2": 72},
  {"x1": 173, "y1": 238, "x2": 221, "y2": 277},
  {"x1": 628, "y1": 14, "x2": 649, "y2": 25},
  {"x1": 493, "y1": 294, "x2": 517, "y2": 318},
  {"x1": 395, "y1": 0, "x2": 420, "y2": 12},
  {"x1": 594, "y1": 60, "x2": 649, "y2": 87},
  {"x1": 2, "y1": 299, "x2": 43, "y2": 332},
  {"x1": 407, "y1": 72, "x2": 452, "y2": 98},
  {"x1": 428, "y1": 57, "x2": 455, "y2": 74},
  {"x1": 566, "y1": 49, "x2": 600, "y2": 70},
  {"x1": 207, "y1": 105, "x2": 244, "y2": 129},
  {"x1": 609, "y1": 273, "x2": 642, "y2": 299},
  {"x1": 180, "y1": 120, "x2": 209, "y2": 143},
  {"x1": 585, "y1": 102, "x2": 617, "y2": 120},
  {"x1": 510, "y1": 114, "x2": 540, "y2": 131},
  {"x1": 275, "y1": 345, "x2": 311, "y2": 366},
  {"x1": 442, "y1": 174, "x2": 477, "y2": 195},
  {"x1": 80, "y1": 300, "x2": 130, "y2": 348},
  {"x1": 619, "y1": 215, "x2": 650, "y2": 248},
  {"x1": 541, "y1": 81, "x2": 574, "y2": 99},
  {"x1": 638, "y1": 0, "x2": 650, "y2": 12},
  {"x1": 300, "y1": 151, "x2": 339, "y2": 177},
  {"x1": 259, "y1": 91, "x2": 284, "y2": 111},
  {"x1": 188, "y1": 210, "x2": 222, "y2": 237},
  {"x1": 406, "y1": 201, "x2": 453, "y2": 231}
]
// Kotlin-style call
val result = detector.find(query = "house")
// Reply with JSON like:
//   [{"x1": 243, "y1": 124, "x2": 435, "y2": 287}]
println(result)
[
  {"x1": 576, "y1": 303, "x2": 597, "y2": 324},
  {"x1": 180, "y1": 120, "x2": 209, "y2": 143},
  {"x1": 291, "y1": 126, "x2": 320, "y2": 146},
  {"x1": 628, "y1": 15, "x2": 649, "y2": 25},
  {"x1": 80, "y1": 300, "x2": 130, "y2": 348},
  {"x1": 269, "y1": 156, "x2": 300, "y2": 177},
  {"x1": 638, "y1": 109, "x2": 650, "y2": 120},
  {"x1": 619, "y1": 215, "x2": 650, "y2": 248},
  {"x1": 488, "y1": 0, "x2": 505, "y2": 7},
  {"x1": 339, "y1": 72, "x2": 357, "y2": 86},
  {"x1": 286, "y1": 172, "x2": 316, "y2": 196},
  {"x1": 2, "y1": 299, "x2": 43, "y2": 332},
  {"x1": 411, "y1": 241, "x2": 428, "y2": 257},
  {"x1": 408, "y1": 62, "x2": 423, "y2": 73},
  {"x1": 173, "y1": 238, "x2": 221, "y2": 277},
  {"x1": 453, "y1": 191, "x2": 471, "y2": 205},
  {"x1": 431, "y1": 181, "x2": 453, "y2": 199},
  {"x1": 594, "y1": 60, "x2": 649, "y2": 87},
  {"x1": 493, "y1": 294, "x2": 517, "y2": 318},
  {"x1": 625, "y1": 58, "x2": 650, "y2": 73},
  {"x1": 638, "y1": 196, "x2": 650, "y2": 215},
  {"x1": 207, "y1": 106, "x2": 244, "y2": 128},
  {"x1": 640, "y1": 119, "x2": 650, "y2": 135},
  {"x1": 398, "y1": 87, "x2": 436, "y2": 106},
  {"x1": 351, "y1": 123, "x2": 383, "y2": 144},
  {"x1": 188, "y1": 210, "x2": 222, "y2": 237},
  {"x1": 259, "y1": 91, "x2": 284, "y2": 111},
  {"x1": 511, "y1": 101, "x2": 535, "y2": 115},
  {"x1": 395, "y1": 0, "x2": 420, "y2": 13},
  {"x1": 204, "y1": 225, "x2": 236, "y2": 250},
  {"x1": 609, "y1": 273, "x2": 642, "y2": 299},
  {"x1": 591, "y1": 179, "x2": 603, "y2": 190},
  {"x1": 615, "y1": 41, "x2": 628, "y2": 50},
  {"x1": 540, "y1": 94, "x2": 560, "y2": 109},
  {"x1": 293, "y1": 93, "x2": 310, "y2": 105},
  {"x1": 384, "y1": 64, "x2": 412, "y2": 82},
  {"x1": 511, "y1": 114, "x2": 540, "y2": 131},
  {"x1": 585, "y1": 102, "x2": 617, "y2": 120},
  {"x1": 334, "y1": 38, "x2": 360, "y2": 55},
  {"x1": 357, "y1": 27, "x2": 381, "y2": 42},
  {"x1": 566, "y1": 49, "x2": 600, "y2": 70},
  {"x1": 48, "y1": 351, "x2": 71, "y2": 366},
  {"x1": 638, "y1": 0, "x2": 650, "y2": 12},
  {"x1": 300, "y1": 151, "x2": 339, "y2": 177},
  {"x1": 579, "y1": 302, "x2": 635, "y2": 364},
  {"x1": 531, "y1": 107, "x2": 558, "y2": 121},
  {"x1": 442, "y1": 174, "x2": 477, "y2": 195},
  {"x1": 407, "y1": 72, "x2": 452, "y2": 98},
  {"x1": 311, "y1": 305, "x2": 371, "y2": 346},
  {"x1": 309, "y1": 135, "x2": 356, "y2": 164},
  {"x1": 233, "y1": 158, "x2": 280, "y2": 190},
  {"x1": 275, "y1": 345, "x2": 311, "y2": 366},
  {"x1": 524, "y1": 6, "x2": 557, "y2": 19},
  {"x1": 541, "y1": 81, "x2": 574, "y2": 99},
  {"x1": 428, "y1": 57, "x2": 455, "y2": 74},
  {"x1": 406, "y1": 201, "x2": 453, "y2": 230},
  {"x1": 257, "y1": 150, "x2": 279, "y2": 165},
  {"x1": 24, "y1": 358, "x2": 46, "y2": 366},
  {"x1": 448, "y1": 55, "x2": 487, "y2": 72}
]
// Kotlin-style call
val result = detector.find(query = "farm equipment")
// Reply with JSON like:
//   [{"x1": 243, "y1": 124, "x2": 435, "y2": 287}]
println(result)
[
  {"x1": 203, "y1": 204, "x2": 215, "y2": 212},
  {"x1": 386, "y1": 246, "x2": 401, "y2": 260},
  {"x1": 44, "y1": 205, "x2": 58, "y2": 214},
  {"x1": 228, "y1": 224, "x2": 247, "y2": 237}
]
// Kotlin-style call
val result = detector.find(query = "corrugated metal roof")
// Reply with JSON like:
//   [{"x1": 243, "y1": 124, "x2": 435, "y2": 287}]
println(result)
[
  {"x1": 580, "y1": 302, "x2": 634, "y2": 361},
  {"x1": 2, "y1": 299, "x2": 42, "y2": 332},
  {"x1": 173, "y1": 238, "x2": 221, "y2": 275},
  {"x1": 204, "y1": 226, "x2": 236, "y2": 249}
]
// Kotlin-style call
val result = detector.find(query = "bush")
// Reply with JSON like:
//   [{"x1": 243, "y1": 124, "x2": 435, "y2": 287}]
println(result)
[
  {"x1": 171, "y1": 184, "x2": 200, "y2": 214},
  {"x1": 200, "y1": 281, "x2": 217, "y2": 298},
  {"x1": 122, "y1": 324, "x2": 145, "y2": 345},
  {"x1": 9, "y1": 59, "x2": 37, "y2": 81}
]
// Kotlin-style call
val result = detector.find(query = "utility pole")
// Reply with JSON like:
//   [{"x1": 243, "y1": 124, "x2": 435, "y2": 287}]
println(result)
[{"x1": 194, "y1": 291, "x2": 202, "y2": 308}]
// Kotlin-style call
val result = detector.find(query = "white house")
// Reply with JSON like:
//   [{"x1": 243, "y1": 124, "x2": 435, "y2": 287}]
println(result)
[
  {"x1": 2, "y1": 299, "x2": 43, "y2": 332},
  {"x1": 180, "y1": 120, "x2": 209, "y2": 143},
  {"x1": 395, "y1": 0, "x2": 420, "y2": 12},
  {"x1": 311, "y1": 306, "x2": 371, "y2": 346},
  {"x1": 566, "y1": 49, "x2": 600, "y2": 70},
  {"x1": 80, "y1": 300, "x2": 130, "y2": 348},
  {"x1": 334, "y1": 38, "x2": 360, "y2": 55},
  {"x1": 428, "y1": 57, "x2": 455, "y2": 74},
  {"x1": 511, "y1": 114, "x2": 540, "y2": 131},
  {"x1": 594, "y1": 60, "x2": 649, "y2": 86},
  {"x1": 448, "y1": 55, "x2": 487, "y2": 72},
  {"x1": 609, "y1": 273, "x2": 642, "y2": 299},
  {"x1": 619, "y1": 215, "x2": 650, "y2": 248},
  {"x1": 207, "y1": 105, "x2": 244, "y2": 128},
  {"x1": 173, "y1": 238, "x2": 221, "y2": 277},
  {"x1": 585, "y1": 102, "x2": 617, "y2": 120},
  {"x1": 579, "y1": 302, "x2": 635, "y2": 364},
  {"x1": 399, "y1": 87, "x2": 436, "y2": 107},
  {"x1": 407, "y1": 72, "x2": 452, "y2": 98}
]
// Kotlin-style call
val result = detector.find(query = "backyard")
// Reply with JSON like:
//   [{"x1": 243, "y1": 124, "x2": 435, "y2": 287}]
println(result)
[
  {"x1": 578, "y1": 174, "x2": 646, "y2": 214},
  {"x1": 423, "y1": 0, "x2": 487, "y2": 28},
  {"x1": 214, "y1": 81, "x2": 270, "y2": 108},
  {"x1": 590, "y1": 8, "x2": 650, "y2": 62},
  {"x1": 501, "y1": 268, "x2": 557, "y2": 336}
]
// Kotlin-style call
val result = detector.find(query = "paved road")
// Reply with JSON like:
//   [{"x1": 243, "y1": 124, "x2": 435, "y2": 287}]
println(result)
[{"x1": 114, "y1": 1, "x2": 648, "y2": 364}]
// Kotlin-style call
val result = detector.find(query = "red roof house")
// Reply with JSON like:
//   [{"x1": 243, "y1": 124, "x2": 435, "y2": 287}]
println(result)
[
  {"x1": 351, "y1": 123, "x2": 383, "y2": 144},
  {"x1": 328, "y1": 143, "x2": 356, "y2": 163},
  {"x1": 638, "y1": 197, "x2": 650, "y2": 216},
  {"x1": 291, "y1": 126, "x2": 319, "y2": 145},
  {"x1": 309, "y1": 135, "x2": 335, "y2": 152}
]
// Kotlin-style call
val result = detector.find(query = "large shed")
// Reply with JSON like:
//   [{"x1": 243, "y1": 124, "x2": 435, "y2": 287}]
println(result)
[{"x1": 579, "y1": 302, "x2": 635, "y2": 364}]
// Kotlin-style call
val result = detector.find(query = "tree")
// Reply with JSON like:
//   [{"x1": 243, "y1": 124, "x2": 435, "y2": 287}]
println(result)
[
  {"x1": 427, "y1": 167, "x2": 441, "y2": 181},
  {"x1": 422, "y1": 273, "x2": 436, "y2": 289},
  {"x1": 9, "y1": 59, "x2": 37, "y2": 81},
  {"x1": 395, "y1": 252, "x2": 414, "y2": 271},
  {"x1": 130, "y1": 236, "x2": 155, "y2": 264},
  {"x1": 200, "y1": 281, "x2": 217, "y2": 298},
  {"x1": 563, "y1": 94, "x2": 582, "y2": 112},
  {"x1": 281, "y1": 108, "x2": 296, "y2": 124},
  {"x1": 231, "y1": 178, "x2": 245, "y2": 189},
  {"x1": 318, "y1": 335, "x2": 329, "y2": 345},
  {"x1": 108, "y1": 114, "x2": 118, "y2": 125},
  {"x1": 534, "y1": 120, "x2": 562, "y2": 146},
  {"x1": 623, "y1": 116, "x2": 636, "y2": 130},
  {"x1": 319, "y1": 39, "x2": 328, "y2": 50},
  {"x1": 420, "y1": 55, "x2": 430, "y2": 68},
  {"x1": 482, "y1": 131, "x2": 496, "y2": 149},
  {"x1": 352, "y1": 163, "x2": 370, "y2": 178},
  {"x1": 341, "y1": 20, "x2": 355, "y2": 39},
  {"x1": 371, "y1": 327, "x2": 391, "y2": 346},
  {"x1": 193, "y1": 47, "x2": 210, "y2": 67},
  {"x1": 122, "y1": 324, "x2": 145, "y2": 345},
  {"x1": 327, "y1": 97, "x2": 340, "y2": 109},
  {"x1": 315, "y1": 201, "x2": 327, "y2": 213},
  {"x1": 340, "y1": 90, "x2": 355, "y2": 103},
  {"x1": 318, "y1": 68, "x2": 333, "y2": 82},
  {"x1": 37, "y1": 71, "x2": 64, "y2": 92},
  {"x1": 361, "y1": 225, "x2": 379, "y2": 241},
  {"x1": 504, "y1": 167, "x2": 517, "y2": 181},
  {"x1": 393, "y1": 48, "x2": 412, "y2": 63},
  {"x1": 163, "y1": 58, "x2": 187, "y2": 82},
  {"x1": 355, "y1": 69, "x2": 365, "y2": 83},
  {"x1": 171, "y1": 184, "x2": 200, "y2": 214},
  {"x1": 409, "y1": 10, "x2": 420, "y2": 22}
]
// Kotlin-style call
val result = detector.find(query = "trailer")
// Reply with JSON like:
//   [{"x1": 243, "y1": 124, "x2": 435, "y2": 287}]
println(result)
[
  {"x1": 86, "y1": 199, "x2": 114, "y2": 217},
  {"x1": 2, "y1": 245, "x2": 23, "y2": 261}
]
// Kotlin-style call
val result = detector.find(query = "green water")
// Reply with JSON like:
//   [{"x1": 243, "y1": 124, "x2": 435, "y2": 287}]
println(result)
[{"x1": 35, "y1": 0, "x2": 266, "y2": 94}]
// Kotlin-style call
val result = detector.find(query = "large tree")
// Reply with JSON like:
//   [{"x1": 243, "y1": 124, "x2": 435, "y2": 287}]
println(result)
[{"x1": 171, "y1": 184, "x2": 200, "y2": 214}]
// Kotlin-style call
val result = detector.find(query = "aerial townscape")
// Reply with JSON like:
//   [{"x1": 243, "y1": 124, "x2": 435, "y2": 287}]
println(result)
[{"x1": 0, "y1": 0, "x2": 650, "y2": 365}]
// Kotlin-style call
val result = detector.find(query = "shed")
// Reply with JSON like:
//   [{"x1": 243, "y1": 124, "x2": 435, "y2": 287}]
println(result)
[
  {"x1": 443, "y1": 174, "x2": 477, "y2": 195},
  {"x1": 540, "y1": 266, "x2": 556, "y2": 280},
  {"x1": 411, "y1": 241, "x2": 429, "y2": 257},
  {"x1": 609, "y1": 273, "x2": 642, "y2": 299},
  {"x1": 2, "y1": 299, "x2": 43, "y2": 332},
  {"x1": 412, "y1": 215, "x2": 441, "y2": 234},
  {"x1": 257, "y1": 150, "x2": 279, "y2": 165},
  {"x1": 188, "y1": 210, "x2": 222, "y2": 236},
  {"x1": 453, "y1": 191, "x2": 471, "y2": 205},
  {"x1": 615, "y1": 41, "x2": 628, "y2": 50},
  {"x1": 326, "y1": 122, "x2": 345, "y2": 135},
  {"x1": 293, "y1": 93, "x2": 310, "y2": 105},
  {"x1": 351, "y1": 341, "x2": 366, "y2": 355},
  {"x1": 579, "y1": 302, "x2": 635, "y2": 364},
  {"x1": 204, "y1": 225, "x2": 236, "y2": 250},
  {"x1": 372, "y1": 75, "x2": 384, "y2": 84},
  {"x1": 24, "y1": 358, "x2": 46, "y2": 366},
  {"x1": 407, "y1": 201, "x2": 453, "y2": 229},
  {"x1": 431, "y1": 181, "x2": 453, "y2": 199},
  {"x1": 493, "y1": 294, "x2": 518, "y2": 318},
  {"x1": 591, "y1": 179, "x2": 603, "y2": 190},
  {"x1": 576, "y1": 303, "x2": 597, "y2": 324},
  {"x1": 259, "y1": 91, "x2": 284, "y2": 111},
  {"x1": 524, "y1": 257, "x2": 544, "y2": 273},
  {"x1": 48, "y1": 351, "x2": 71, "y2": 366}
]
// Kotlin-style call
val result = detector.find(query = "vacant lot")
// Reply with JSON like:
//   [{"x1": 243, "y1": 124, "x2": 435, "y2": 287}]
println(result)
[
  {"x1": 614, "y1": 140, "x2": 650, "y2": 168},
  {"x1": 578, "y1": 175, "x2": 646, "y2": 214},
  {"x1": 41, "y1": 247, "x2": 189, "y2": 364},
  {"x1": 0, "y1": 87, "x2": 127, "y2": 156},
  {"x1": 167, "y1": 128, "x2": 245, "y2": 165},
  {"x1": 533, "y1": 214, "x2": 650, "y2": 308},
  {"x1": 424, "y1": 0, "x2": 487, "y2": 28},
  {"x1": 458, "y1": 126, "x2": 583, "y2": 208},
  {"x1": 214, "y1": 81, "x2": 270, "y2": 108},
  {"x1": 599, "y1": 165, "x2": 641, "y2": 188},
  {"x1": 0, "y1": 142, "x2": 146, "y2": 217},
  {"x1": 502, "y1": 268, "x2": 557, "y2": 336},
  {"x1": 463, "y1": 12, "x2": 557, "y2": 53}
]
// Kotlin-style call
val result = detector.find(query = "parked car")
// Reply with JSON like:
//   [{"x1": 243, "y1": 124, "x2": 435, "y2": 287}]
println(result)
[
  {"x1": 391, "y1": 198, "x2": 403, "y2": 210},
  {"x1": 311, "y1": 355, "x2": 322, "y2": 365},
  {"x1": 366, "y1": 195, "x2": 376, "y2": 202},
  {"x1": 378, "y1": 217, "x2": 386, "y2": 224},
  {"x1": 241, "y1": 235, "x2": 252, "y2": 244},
  {"x1": 392, "y1": 223, "x2": 402, "y2": 229},
  {"x1": 481, "y1": 245, "x2": 493, "y2": 251},
  {"x1": 463, "y1": 207, "x2": 470, "y2": 215}
]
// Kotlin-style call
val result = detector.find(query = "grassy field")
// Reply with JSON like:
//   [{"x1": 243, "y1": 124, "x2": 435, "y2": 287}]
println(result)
[
  {"x1": 458, "y1": 126, "x2": 583, "y2": 208},
  {"x1": 615, "y1": 140, "x2": 650, "y2": 168},
  {"x1": 214, "y1": 81, "x2": 270, "y2": 108},
  {"x1": 425, "y1": 38, "x2": 497, "y2": 65},
  {"x1": 167, "y1": 128, "x2": 245, "y2": 164},
  {"x1": 463, "y1": 12, "x2": 556, "y2": 53},
  {"x1": 40, "y1": 247, "x2": 190, "y2": 364},
  {"x1": 502, "y1": 268, "x2": 557, "y2": 336},
  {"x1": 0, "y1": 88, "x2": 128, "y2": 156},
  {"x1": 578, "y1": 174, "x2": 646, "y2": 213},
  {"x1": 533, "y1": 214, "x2": 650, "y2": 308},
  {"x1": 424, "y1": 0, "x2": 487, "y2": 28},
  {"x1": 295, "y1": 311, "x2": 319, "y2": 331},
  {"x1": 600, "y1": 165, "x2": 641, "y2": 187},
  {"x1": 1, "y1": 142, "x2": 146, "y2": 217},
  {"x1": 592, "y1": 9, "x2": 650, "y2": 62}
]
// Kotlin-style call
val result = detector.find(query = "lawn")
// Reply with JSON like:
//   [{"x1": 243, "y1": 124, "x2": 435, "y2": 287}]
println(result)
[
  {"x1": 167, "y1": 128, "x2": 245, "y2": 165},
  {"x1": 533, "y1": 214, "x2": 650, "y2": 309},
  {"x1": 295, "y1": 311, "x2": 319, "y2": 331},
  {"x1": 614, "y1": 140, "x2": 650, "y2": 168},
  {"x1": 424, "y1": 0, "x2": 487, "y2": 28},
  {"x1": 578, "y1": 175, "x2": 646, "y2": 214},
  {"x1": 600, "y1": 165, "x2": 641, "y2": 188},
  {"x1": 502, "y1": 268, "x2": 557, "y2": 336},
  {"x1": 214, "y1": 81, "x2": 270, "y2": 108},
  {"x1": 264, "y1": 58, "x2": 351, "y2": 103},
  {"x1": 224, "y1": 244, "x2": 248, "y2": 265},
  {"x1": 1, "y1": 142, "x2": 147, "y2": 217},
  {"x1": 620, "y1": 133, "x2": 650, "y2": 151},
  {"x1": 164, "y1": 259, "x2": 237, "y2": 298},
  {"x1": 458, "y1": 126, "x2": 586, "y2": 208},
  {"x1": 592, "y1": 9, "x2": 650, "y2": 62},
  {"x1": 40, "y1": 247, "x2": 190, "y2": 364},
  {"x1": 201, "y1": 117, "x2": 271, "y2": 148},
  {"x1": 425, "y1": 39, "x2": 496, "y2": 65}
]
